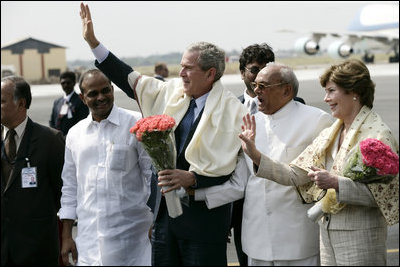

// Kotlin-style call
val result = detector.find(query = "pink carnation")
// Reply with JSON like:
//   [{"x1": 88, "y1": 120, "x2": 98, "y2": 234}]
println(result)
[
  {"x1": 130, "y1": 114, "x2": 176, "y2": 141},
  {"x1": 360, "y1": 138, "x2": 399, "y2": 175}
]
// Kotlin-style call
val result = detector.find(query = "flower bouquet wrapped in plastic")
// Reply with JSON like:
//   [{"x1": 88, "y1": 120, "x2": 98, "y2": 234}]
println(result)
[
  {"x1": 130, "y1": 114, "x2": 183, "y2": 218},
  {"x1": 343, "y1": 138, "x2": 399, "y2": 184}
]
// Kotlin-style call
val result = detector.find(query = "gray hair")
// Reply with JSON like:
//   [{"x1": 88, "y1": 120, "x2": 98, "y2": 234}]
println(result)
[
  {"x1": 186, "y1": 42, "x2": 225, "y2": 82},
  {"x1": 1, "y1": 75, "x2": 32, "y2": 109},
  {"x1": 265, "y1": 62, "x2": 299, "y2": 98}
]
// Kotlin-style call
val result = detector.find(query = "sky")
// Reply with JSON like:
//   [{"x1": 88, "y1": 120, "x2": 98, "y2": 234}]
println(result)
[{"x1": 1, "y1": 1, "x2": 397, "y2": 62}]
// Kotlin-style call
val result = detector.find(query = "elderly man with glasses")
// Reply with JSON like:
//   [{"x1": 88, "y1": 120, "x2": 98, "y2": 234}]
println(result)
[
  {"x1": 195, "y1": 62, "x2": 333, "y2": 266},
  {"x1": 230, "y1": 43, "x2": 305, "y2": 266}
]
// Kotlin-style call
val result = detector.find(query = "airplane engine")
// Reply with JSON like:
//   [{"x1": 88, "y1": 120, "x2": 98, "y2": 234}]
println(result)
[
  {"x1": 327, "y1": 40, "x2": 354, "y2": 58},
  {"x1": 294, "y1": 37, "x2": 320, "y2": 55}
]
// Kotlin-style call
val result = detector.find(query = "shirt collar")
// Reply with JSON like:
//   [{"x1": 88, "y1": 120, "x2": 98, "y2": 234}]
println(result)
[
  {"x1": 87, "y1": 104, "x2": 119, "y2": 128},
  {"x1": 154, "y1": 74, "x2": 164, "y2": 80},
  {"x1": 106, "y1": 104, "x2": 120, "y2": 126},
  {"x1": 192, "y1": 92, "x2": 209, "y2": 120},
  {"x1": 243, "y1": 90, "x2": 257, "y2": 107},
  {"x1": 64, "y1": 90, "x2": 75, "y2": 101},
  {"x1": 2, "y1": 116, "x2": 28, "y2": 141},
  {"x1": 193, "y1": 91, "x2": 209, "y2": 111},
  {"x1": 267, "y1": 99, "x2": 295, "y2": 120}
]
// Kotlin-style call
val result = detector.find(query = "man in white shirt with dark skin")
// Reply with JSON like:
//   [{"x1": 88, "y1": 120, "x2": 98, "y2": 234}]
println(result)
[
  {"x1": 196, "y1": 63, "x2": 334, "y2": 266},
  {"x1": 58, "y1": 69, "x2": 153, "y2": 266}
]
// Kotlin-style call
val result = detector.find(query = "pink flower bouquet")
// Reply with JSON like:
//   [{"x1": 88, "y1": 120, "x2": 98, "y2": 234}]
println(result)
[
  {"x1": 130, "y1": 114, "x2": 183, "y2": 218},
  {"x1": 343, "y1": 138, "x2": 399, "y2": 183}
]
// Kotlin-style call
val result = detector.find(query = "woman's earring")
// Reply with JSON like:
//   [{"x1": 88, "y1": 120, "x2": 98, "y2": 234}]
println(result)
[{"x1": 353, "y1": 96, "x2": 357, "y2": 101}]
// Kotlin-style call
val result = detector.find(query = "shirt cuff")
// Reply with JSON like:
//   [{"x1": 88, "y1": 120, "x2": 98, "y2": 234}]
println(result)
[
  {"x1": 58, "y1": 207, "x2": 77, "y2": 221},
  {"x1": 194, "y1": 188, "x2": 207, "y2": 201},
  {"x1": 92, "y1": 43, "x2": 109, "y2": 64},
  {"x1": 336, "y1": 175, "x2": 347, "y2": 203},
  {"x1": 190, "y1": 172, "x2": 198, "y2": 189}
]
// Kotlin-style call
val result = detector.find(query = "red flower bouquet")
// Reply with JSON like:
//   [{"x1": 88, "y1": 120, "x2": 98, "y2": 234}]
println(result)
[
  {"x1": 130, "y1": 114, "x2": 183, "y2": 218},
  {"x1": 343, "y1": 138, "x2": 399, "y2": 183}
]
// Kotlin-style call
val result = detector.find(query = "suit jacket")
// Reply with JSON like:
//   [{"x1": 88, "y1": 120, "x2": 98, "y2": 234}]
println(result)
[
  {"x1": 289, "y1": 106, "x2": 398, "y2": 227},
  {"x1": 1, "y1": 118, "x2": 65, "y2": 265},
  {"x1": 49, "y1": 91, "x2": 89, "y2": 136},
  {"x1": 154, "y1": 75, "x2": 165, "y2": 81},
  {"x1": 96, "y1": 52, "x2": 232, "y2": 242},
  {"x1": 294, "y1": 96, "x2": 306, "y2": 104}
]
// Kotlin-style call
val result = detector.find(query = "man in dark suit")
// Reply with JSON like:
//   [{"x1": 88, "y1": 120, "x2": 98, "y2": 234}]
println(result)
[
  {"x1": 80, "y1": 3, "x2": 247, "y2": 265},
  {"x1": 49, "y1": 71, "x2": 89, "y2": 136},
  {"x1": 1, "y1": 76, "x2": 65, "y2": 266}
]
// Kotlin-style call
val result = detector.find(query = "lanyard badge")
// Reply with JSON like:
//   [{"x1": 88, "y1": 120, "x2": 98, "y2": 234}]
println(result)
[{"x1": 21, "y1": 158, "x2": 37, "y2": 188}]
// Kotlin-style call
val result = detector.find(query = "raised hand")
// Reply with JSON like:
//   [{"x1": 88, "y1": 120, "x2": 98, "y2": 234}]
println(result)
[
  {"x1": 80, "y1": 2, "x2": 99, "y2": 48},
  {"x1": 239, "y1": 113, "x2": 261, "y2": 166}
]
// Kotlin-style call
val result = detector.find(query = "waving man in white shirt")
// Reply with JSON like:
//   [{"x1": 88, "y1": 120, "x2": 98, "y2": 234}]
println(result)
[{"x1": 196, "y1": 63, "x2": 334, "y2": 266}]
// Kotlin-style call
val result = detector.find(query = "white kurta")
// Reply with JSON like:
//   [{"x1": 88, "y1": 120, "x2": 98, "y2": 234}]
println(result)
[
  {"x1": 59, "y1": 105, "x2": 153, "y2": 266},
  {"x1": 197, "y1": 101, "x2": 333, "y2": 261},
  {"x1": 242, "y1": 101, "x2": 333, "y2": 261}
]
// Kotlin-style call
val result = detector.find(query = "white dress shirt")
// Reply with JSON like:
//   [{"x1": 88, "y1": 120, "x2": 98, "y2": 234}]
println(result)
[
  {"x1": 61, "y1": 91, "x2": 74, "y2": 119},
  {"x1": 59, "y1": 105, "x2": 153, "y2": 266}
]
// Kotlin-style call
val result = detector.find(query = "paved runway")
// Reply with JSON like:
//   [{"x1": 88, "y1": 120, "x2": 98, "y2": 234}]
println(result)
[{"x1": 28, "y1": 63, "x2": 398, "y2": 266}]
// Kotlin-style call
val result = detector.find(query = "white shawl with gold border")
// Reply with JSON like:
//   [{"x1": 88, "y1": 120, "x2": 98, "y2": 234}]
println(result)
[
  {"x1": 127, "y1": 71, "x2": 248, "y2": 177},
  {"x1": 290, "y1": 106, "x2": 399, "y2": 225}
]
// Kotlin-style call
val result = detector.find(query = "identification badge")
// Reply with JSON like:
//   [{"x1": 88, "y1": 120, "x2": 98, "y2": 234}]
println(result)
[
  {"x1": 60, "y1": 103, "x2": 69, "y2": 115},
  {"x1": 21, "y1": 167, "x2": 38, "y2": 188}
]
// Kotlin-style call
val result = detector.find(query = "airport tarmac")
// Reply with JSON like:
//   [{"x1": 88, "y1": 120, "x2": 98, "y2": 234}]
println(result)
[{"x1": 28, "y1": 63, "x2": 398, "y2": 266}]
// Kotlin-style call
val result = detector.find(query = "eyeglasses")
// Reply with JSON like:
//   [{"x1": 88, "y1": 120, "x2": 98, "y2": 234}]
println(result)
[
  {"x1": 250, "y1": 82, "x2": 288, "y2": 91},
  {"x1": 244, "y1": 66, "x2": 261, "y2": 75}
]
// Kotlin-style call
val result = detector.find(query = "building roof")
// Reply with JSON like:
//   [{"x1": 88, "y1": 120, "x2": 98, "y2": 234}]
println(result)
[{"x1": 1, "y1": 37, "x2": 66, "y2": 54}]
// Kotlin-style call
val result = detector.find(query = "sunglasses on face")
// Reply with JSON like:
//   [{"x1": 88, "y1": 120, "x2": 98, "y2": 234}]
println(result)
[{"x1": 244, "y1": 66, "x2": 261, "y2": 75}]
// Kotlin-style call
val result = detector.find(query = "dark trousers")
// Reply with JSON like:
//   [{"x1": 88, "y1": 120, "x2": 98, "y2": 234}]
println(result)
[
  {"x1": 152, "y1": 197, "x2": 227, "y2": 266},
  {"x1": 231, "y1": 198, "x2": 248, "y2": 266}
]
